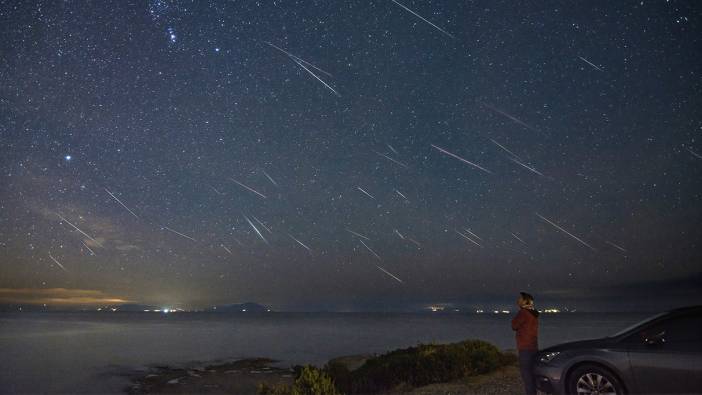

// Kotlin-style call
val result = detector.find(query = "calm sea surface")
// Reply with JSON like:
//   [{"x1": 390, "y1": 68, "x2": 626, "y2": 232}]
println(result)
[{"x1": 0, "y1": 312, "x2": 650, "y2": 393}]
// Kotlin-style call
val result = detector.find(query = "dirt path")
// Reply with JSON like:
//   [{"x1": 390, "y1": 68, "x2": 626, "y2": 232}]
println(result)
[{"x1": 385, "y1": 365, "x2": 524, "y2": 395}]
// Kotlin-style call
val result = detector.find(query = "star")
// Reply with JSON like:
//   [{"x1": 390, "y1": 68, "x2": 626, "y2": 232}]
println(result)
[
  {"x1": 64, "y1": 155, "x2": 72, "y2": 161},
  {"x1": 167, "y1": 27, "x2": 176, "y2": 43}
]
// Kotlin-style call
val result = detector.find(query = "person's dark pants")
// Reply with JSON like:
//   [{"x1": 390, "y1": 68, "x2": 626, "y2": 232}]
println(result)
[{"x1": 518, "y1": 349, "x2": 537, "y2": 395}]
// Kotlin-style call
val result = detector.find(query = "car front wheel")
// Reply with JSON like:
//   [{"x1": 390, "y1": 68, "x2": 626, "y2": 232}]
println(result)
[{"x1": 567, "y1": 364, "x2": 624, "y2": 395}]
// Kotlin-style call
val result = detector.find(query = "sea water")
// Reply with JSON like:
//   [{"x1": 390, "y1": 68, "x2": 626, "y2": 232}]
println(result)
[{"x1": 0, "y1": 311, "x2": 650, "y2": 393}]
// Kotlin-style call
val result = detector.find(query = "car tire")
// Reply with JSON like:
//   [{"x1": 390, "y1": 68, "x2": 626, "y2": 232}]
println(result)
[{"x1": 567, "y1": 364, "x2": 624, "y2": 395}]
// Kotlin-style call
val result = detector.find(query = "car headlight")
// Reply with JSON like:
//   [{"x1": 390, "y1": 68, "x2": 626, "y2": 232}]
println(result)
[{"x1": 539, "y1": 351, "x2": 561, "y2": 363}]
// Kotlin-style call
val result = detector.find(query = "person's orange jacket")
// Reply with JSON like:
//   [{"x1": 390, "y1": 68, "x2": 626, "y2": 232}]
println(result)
[{"x1": 511, "y1": 307, "x2": 539, "y2": 351}]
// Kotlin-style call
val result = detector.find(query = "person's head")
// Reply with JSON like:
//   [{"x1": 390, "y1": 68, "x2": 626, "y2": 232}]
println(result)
[{"x1": 517, "y1": 292, "x2": 534, "y2": 308}]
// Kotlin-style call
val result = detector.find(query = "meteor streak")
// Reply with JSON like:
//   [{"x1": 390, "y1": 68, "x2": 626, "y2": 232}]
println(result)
[
  {"x1": 687, "y1": 147, "x2": 702, "y2": 160},
  {"x1": 374, "y1": 151, "x2": 408, "y2": 168},
  {"x1": 605, "y1": 241, "x2": 627, "y2": 253},
  {"x1": 104, "y1": 188, "x2": 139, "y2": 219},
  {"x1": 356, "y1": 186, "x2": 376, "y2": 200},
  {"x1": 463, "y1": 228, "x2": 483, "y2": 241},
  {"x1": 291, "y1": 58, "x2": 341, "y2": 97},
  {"x1": 359, "y1": 239, "x2": 381, "y2": 260},
  {"x1": 346, "y1": 228, "x2": 370, "y2": 240},
  {"x1": 288, "y1": 233, "x2": 312, "y2": 253},
  {"x1": 407, "y1": 237, "x2": 422, "y2": 248},
  {"x1": 490, "y1": 138, "x2": 523, "y2": 161},
  {"x1": 578, "y1": 56, "x2": 604, "y2": 72},
  {"x1": 81, "y1": 241, "x2": 96, "y2": 256},
  {"x1": 264, "y1": 41, "x2": 332, "y2": 77},
  {"x1": 431, "y1": 144, "x2": 492, "y2": 174},
  {"x1": 252, "y1": 215, "x2": 272, "y2": 234},
  {"x1": 56, "y1": 213, "x2": 103, "y2": 248},
  {"x1": 163, "y1": 226, "x2": 196, "y2": 242},
  {"x1": 508, "y1": 157, "x2": 545, "y2": 177},
  {"x1": 390, "y1": 0, "x2": 455, "y2": 39},
  {"x1": 511, "y1": 232, "x2": 527, "y2": 245},
  {"x1": 262, "y1": 170, "x2": 279, "y2": 187},
  {"x1": 394, "y1": 189, "x2": 409, "y2": 201},
  {"x1": 375, "y1": 265, "x2": 404, "y2": 284},
  {"x1": 243, "y1": 215, "x2": 268, "y2": 244},
  {"x1": 536, "y1": 213, "x2": 595, "y2": 251},
  {"x1": 48, "y1": 253, "x2": 68, "y2": 272},
  {"x1": 230, "y1": 178, "x2": 267, "y2": 199},
  {"x1": 479, "y1": 102, "x2": 538, "y2": 132},
  {"x1": 456, "y1": 230, "x2": 482, "y2": 248}
]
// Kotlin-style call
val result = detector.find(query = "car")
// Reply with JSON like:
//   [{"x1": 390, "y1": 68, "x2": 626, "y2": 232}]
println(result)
[{"x1": 533, "y1": 305, "x2": 702, "y2": 394}]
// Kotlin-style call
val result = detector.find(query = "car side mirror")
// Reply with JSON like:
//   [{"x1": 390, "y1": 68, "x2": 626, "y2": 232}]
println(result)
[{"x1": 643, "y1": 330, "x2": 666, "y2": 346}]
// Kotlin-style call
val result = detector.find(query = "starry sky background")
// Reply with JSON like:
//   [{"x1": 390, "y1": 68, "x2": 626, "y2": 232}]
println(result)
[{"x1": 1, "y1": 0, "x2": 701, "y2": 311}]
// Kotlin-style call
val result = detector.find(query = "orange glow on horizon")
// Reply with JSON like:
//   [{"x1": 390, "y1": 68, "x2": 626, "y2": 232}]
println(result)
[{"x1": 0, "y1": 288, "x2": 131, "y2": 305}]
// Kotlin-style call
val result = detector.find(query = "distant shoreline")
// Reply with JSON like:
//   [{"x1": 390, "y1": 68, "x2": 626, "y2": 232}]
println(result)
[{"x1": 0, "y1": 308, "x2": 661, "y2": 314}]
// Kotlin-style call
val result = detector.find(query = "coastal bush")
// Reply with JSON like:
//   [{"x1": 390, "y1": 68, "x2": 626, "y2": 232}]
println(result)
[
  {"x1": 322, "y1": 360, "x2": 352, "y2": 391},
  {"x1": 259, "y1": 340, "x2": 513, "y2": 395},
  {"x1": 499, "y1": 350, "x2": 518, "y2": 366},
  {"x1": 257, "y1": 365, "x2": 342, "y2": 395},
  {"x1": 333, "y1": 339, "x2": 507, "y2": 394}
]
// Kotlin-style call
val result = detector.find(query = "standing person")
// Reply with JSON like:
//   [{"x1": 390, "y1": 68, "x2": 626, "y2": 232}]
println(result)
[{"x1": 511, "y1": 292, "x2": 539, "y2": 395}]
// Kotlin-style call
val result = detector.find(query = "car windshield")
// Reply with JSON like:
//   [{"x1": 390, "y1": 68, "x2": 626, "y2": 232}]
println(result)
[{"x1": 609, "y1": 312, "x2": 667, "y2": 337}]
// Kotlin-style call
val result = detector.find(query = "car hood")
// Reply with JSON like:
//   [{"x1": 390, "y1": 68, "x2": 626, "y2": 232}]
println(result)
[{"x1": 540, "y1": 337, "x2": 614, "y2": 353}]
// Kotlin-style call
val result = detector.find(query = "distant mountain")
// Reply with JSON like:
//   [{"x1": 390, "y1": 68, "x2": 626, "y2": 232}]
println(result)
[{"x1": 206, "y1": 302, "x2": 270, "y2": 312}]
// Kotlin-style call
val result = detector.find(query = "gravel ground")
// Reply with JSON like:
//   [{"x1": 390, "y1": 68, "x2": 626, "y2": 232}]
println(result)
[{"x1": 383, "y1": 365, "x2": 526, "y2": 395}]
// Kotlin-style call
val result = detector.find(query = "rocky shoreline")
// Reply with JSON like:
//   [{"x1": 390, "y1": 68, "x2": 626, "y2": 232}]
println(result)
[
  {"x1": 128, "y1": 358, "x2": 294, "y2": 394},
  {"x1": 128, "y1": 351, "x2": 524, "y2": 395}
]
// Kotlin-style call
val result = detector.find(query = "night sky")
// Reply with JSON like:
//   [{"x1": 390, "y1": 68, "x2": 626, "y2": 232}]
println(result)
[{"x1": 1, "y1": 0, "x2": 701, "y2": 311}]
